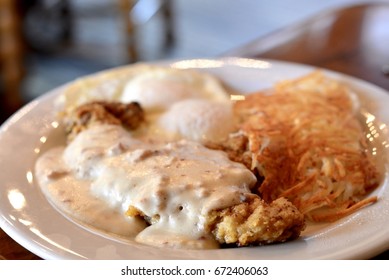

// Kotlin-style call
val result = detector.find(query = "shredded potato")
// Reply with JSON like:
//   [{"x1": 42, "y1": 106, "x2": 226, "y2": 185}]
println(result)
[{"x1": 234, "y1": 71, "x2": 380, "y2": 222}]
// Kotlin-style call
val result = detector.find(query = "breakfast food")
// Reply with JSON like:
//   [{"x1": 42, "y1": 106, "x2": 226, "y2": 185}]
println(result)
[
  {"x1": 205, "y1": 196, "x2": 304, "y2": 246},
  {"x1": 63, "y1": 101, "x2": 145, "y2": 142},
  {"x1": 35, "y1": 64, "x2": 380, "y2": 250},
  {"x1": 220, "y1": 71, "x2": 380, "y2": 222}
]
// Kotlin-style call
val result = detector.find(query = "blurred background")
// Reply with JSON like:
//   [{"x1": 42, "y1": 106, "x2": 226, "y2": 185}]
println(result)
[{"x1": 0, "y1": 0, "x2": 386, "y2": 122}]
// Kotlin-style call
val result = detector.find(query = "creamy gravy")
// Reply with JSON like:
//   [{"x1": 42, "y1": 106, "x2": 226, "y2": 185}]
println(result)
[
  {"x1": 35, "y1": 147, "x2": 147, "y2": 238},
  {"x1": 35, "y1": 124, "x2": 257, "y2": 249}
]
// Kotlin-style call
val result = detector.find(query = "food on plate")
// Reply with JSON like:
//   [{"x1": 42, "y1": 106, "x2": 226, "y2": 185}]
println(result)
[
  {"x1": 223, "y1": 71, "x2": 379, "y2": 222},
  {"x1": 121, "y1": 66, "x2": 229, "y2": 112},
  {"x1": 157, "y1": 99, "x2": 236, "y2": 143},
  {"x1": 205, "y1": 196, "x2": 304, "y2": 246},
  {"x1": 35, "y1": 65, "x2": 380, "y2": 250},
  {"x1": 36, "y1": 123, "x2": 304, "y2": 249},
  {"x1": 63, "y1": 101, "x2": 144, "y2": 142},
  {"x1": 56, "y1": 64, "x2": 229, "y2": 114}
]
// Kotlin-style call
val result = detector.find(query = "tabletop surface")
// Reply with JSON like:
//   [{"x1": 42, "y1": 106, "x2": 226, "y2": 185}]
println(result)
[
  {"x1": 1, "y1": 2, "x2": 389, "y2": 260},
  {"x1": 224, "y1": 3, "x2": 389, "y2": 92}
]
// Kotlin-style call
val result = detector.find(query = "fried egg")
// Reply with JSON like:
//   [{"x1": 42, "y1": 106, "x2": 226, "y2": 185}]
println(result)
[
  {"x1": 56, "y1": 65, "x2": 232, "y2": 143},
  {"x1": 120, "y1": 67, "x2": 230, "y2": 112},
  {"x1": 157, "y1": 99, "x2": 236, "y2": 143}
]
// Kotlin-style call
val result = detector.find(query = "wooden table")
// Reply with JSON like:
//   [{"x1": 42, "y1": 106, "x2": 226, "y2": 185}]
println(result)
[
  {"x1": 0, "y1": 229, "x2": 40, "y2": 260},
  {"x1": 1, "y1": 2, "x2": 389, "y2": 260},
  {"x1": 224, "y1": 3, "x2": 389, "y2": 91}
]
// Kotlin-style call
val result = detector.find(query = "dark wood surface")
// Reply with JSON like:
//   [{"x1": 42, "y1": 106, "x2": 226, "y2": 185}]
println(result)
[
  {"x1": 1, "y1": 3, "x2": 389, "y2": 260},
  {"x1": 0, "y1": 229, "x2": 41, "y2": 260},
  {"x1": 225, "y1": 3, "x2": 389, "y2": 91}
]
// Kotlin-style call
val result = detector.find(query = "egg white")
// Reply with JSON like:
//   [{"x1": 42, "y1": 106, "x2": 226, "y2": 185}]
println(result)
[{"x1": 120, "y1": 66, "x2": 230, "y2": 112}]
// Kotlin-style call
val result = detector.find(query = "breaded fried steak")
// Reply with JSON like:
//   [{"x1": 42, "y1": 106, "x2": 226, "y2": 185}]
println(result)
[
  {"x1": 205, "y1": 196, "x2": 305, "y2": 246},
  {"x1": 50, "y1": 100, "x2": 306, "y2": 248},
  {"x1": 62, "y1": 101, "x2": 145, "y2": 141},
  {"x1": 126, "y1": 195, "x2": 305, "y2": 247}
]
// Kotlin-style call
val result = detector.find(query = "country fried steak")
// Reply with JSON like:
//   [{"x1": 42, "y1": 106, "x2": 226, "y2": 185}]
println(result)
[{"x1": 62, "y1": 101, "x2": 144, "y2": 141}]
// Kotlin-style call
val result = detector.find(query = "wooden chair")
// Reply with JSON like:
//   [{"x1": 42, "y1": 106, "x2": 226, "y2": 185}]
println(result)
[
  {"x1": 118, "y1": 0, "x2": 174, "y2": 62},
  {"x1": 0, "y1": 0, "x2": 25, "y2": 119}
]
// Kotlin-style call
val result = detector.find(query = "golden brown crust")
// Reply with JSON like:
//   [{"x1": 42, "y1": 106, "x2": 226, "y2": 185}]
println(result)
[
  {"x1": 205, "y1": 196, "x2": 305, "y2": 246},
  {"x1": 63, "y1": 101, "x2": 144, "y2": 141},
  {"x1": 205, "y1": 133, "x2": 253, "y2": 171},
  {"x1": 126, "y1": 195, "x2": 305, "y2": 247},
  {"x1": 126, "y1": 205, "x2": 160, "y2": 224}
]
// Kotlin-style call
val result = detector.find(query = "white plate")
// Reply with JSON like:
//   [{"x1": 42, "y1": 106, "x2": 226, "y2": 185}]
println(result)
[{"x1": 1, "y1": 58, "x2": 389, "y2": 260}]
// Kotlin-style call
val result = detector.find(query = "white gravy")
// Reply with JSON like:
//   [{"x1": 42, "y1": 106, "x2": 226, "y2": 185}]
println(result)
[{"x1": 35, "y1": 124, "x2": 257, "y2": 249}]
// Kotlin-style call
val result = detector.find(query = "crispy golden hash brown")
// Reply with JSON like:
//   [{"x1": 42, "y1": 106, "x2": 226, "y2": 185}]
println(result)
[{"x1": 227, "y1": 71, "x2": 380, "y2": 222}]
